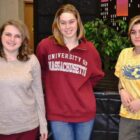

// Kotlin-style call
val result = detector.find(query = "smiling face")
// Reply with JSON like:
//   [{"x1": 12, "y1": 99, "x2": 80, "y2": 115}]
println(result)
[
  {"x1": 59, "y1": 12, "x2": 78, "y2": 41},
  {"x1": 1, "y1": 25, "x2": 22, "y2": 55}
]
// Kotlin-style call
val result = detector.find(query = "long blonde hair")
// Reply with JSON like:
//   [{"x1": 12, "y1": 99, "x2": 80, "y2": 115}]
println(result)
[{"x1": 52, "y1": 4, "x2": 85, "y2": 46}]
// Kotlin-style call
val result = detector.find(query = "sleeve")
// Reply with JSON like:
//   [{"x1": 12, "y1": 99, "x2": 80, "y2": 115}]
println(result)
[
  {"x1": 90, "y1": 43, "x2": 105, "y2": 87},
  {"x1": 114, "y1": 50, "x2": 124, "y2": 78},
  {"x1": 31, "y1": 55, "x2": 48, "y2": 134},
  {"x1": 36, "y1": 40, "x2": 48, "y2": 87}
]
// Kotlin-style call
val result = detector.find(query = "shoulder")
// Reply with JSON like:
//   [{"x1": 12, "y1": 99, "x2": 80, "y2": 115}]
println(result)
[
  {"x1": 84, "y1": 39, "x2": 100, "y2": 56},
  {"x1": 29, "y1": 54, "x2": 37, "y2": 60},
  {"x1": 38, "y1": 36, "x2": 55, "y2": 47},
  {"x1": 80, "y1": 39, "x2": 101, "y2": 62},
  {"x1": 120, "y1": 47, "x2": 133, "y2": 55},
  {"x1": 28, "y1": 54, "x2": 40, "y2": 65},
  {"x1": 80, "y1": 38, "x2": 97, "y2": 51},
  {"x1": 37, "y1": 36, "x2": 56, "y2": 53},
  {"x1": 0, "y1": 57, "x2": 4, "y2": 62}
]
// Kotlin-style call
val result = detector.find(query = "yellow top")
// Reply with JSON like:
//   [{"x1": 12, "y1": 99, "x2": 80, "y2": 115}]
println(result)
[{"x1": 115, "y1": 47, "x2": 140, "y2": 120}]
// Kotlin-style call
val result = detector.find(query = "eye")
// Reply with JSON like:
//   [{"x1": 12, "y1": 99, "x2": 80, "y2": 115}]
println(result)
[
  {"x1": 59, "y1": 21, "x2": 66, "y2": 25},
  {"x1": 4, "y1": 33, "x2": 12, "y2": 37},
  {"x1": 15, "y1": 34, "x2": 21, "y2": 39},
  {"x1": 69, "y1": 20, "x2": 76, "y2": 24},
  {"x1": 130, "y1": 30, "x2": 136, "y2": 35}
]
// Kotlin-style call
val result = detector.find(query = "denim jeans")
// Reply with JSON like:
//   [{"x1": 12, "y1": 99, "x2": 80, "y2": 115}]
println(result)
[{"x1": 50, "y1": 119, "x2": 94, "y2": 140}]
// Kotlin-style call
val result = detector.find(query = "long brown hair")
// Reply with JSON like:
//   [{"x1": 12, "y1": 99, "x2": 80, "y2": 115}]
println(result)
[
  {"x1": 52, "y1": 4, "x2": 85, "y2": 46},
  {"x1": 0, "y1": 19, "x2": 32, "y2": 61}
]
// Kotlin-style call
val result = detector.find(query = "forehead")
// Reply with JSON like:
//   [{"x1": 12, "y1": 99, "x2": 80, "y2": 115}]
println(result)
[
  {"x1": 59, "y1": 12, "x2": 76, "y2": 21},
  {"x1": 131, "y1": 23, "x2": 140, "y2": 29},
  {"x1": 4, "y1": 25, "x2": 21, "y2": 34}
]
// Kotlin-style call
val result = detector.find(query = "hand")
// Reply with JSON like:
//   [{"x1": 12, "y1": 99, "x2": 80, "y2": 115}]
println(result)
[
  {"x1": 127, "y1": 99, "x2": 140, "y2": 113},
  {"x1": 119, "y1": 89, "x2": 134, "y2": 108},
  {"x1": 40, "y1": 133, "x2": 48, "y2": 140}
]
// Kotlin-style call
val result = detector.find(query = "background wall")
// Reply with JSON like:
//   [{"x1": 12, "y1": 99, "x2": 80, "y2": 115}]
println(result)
[
  {"x1": 34, "y1": 0, "x2": 140, "y2": 48},
  {"x1": 34, "y1": 0, "x2": 100, "y2": 47},
  {"x1": 0, "y1": 0, "x2": 34, "y2": 50},
  {"x1": 24, "y1": 0, "x2": 34, "y2": 50},
  {"x1": 0, "y1": 0, "x2": 24, "y2": 26}
]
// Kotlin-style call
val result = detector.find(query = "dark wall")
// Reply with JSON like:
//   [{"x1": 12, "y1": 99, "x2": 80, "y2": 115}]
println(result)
[{"x1": 34, "y1": 0, "x2": 100, "y2": 47}]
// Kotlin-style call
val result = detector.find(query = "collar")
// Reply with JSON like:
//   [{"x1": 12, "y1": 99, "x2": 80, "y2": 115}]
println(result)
[{"x1": 51, "y1": 36, "x2": 88, "y2": 51}]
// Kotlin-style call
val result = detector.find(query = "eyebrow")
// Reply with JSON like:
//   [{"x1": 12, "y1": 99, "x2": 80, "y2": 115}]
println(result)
[
  {"x1": 4, "y1": 31, "x2": 21, "y2": 34},
  {"x1": 60, "y1": 18, "x2": 76, "y2": 21},
  {"x1": 131, "y1": 29, "x2": 140, "y2": 31}
]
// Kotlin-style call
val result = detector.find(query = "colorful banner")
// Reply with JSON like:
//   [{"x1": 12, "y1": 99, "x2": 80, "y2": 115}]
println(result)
[{"x1": 116, "y1": 0, "x2": 128, "y2": 16}]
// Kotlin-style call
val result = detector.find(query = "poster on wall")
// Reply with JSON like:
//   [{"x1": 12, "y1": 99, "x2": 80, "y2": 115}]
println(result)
[
  {"x1": 116, "y1": 0, "x2": 128, "y2": 16},
  {"x1": 101, "y1": 0, "x2": 128, "y2": 17}
]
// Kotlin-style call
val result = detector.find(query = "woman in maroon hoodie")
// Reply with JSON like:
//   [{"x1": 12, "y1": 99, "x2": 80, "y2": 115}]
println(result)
[{"x1": 36, "y1": 3, "x2": 104, "y2": 140}]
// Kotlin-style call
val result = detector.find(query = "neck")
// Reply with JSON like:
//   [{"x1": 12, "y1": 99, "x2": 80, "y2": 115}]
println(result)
[
  {"x1": 64, "y1": 38, "x2": 79, "y2": 50},
  {"x1": 133, "y1": 47, "x2": 140, "y2": 55},
  {"x1": 4, "y1": 51, "x2": 18, "y2": 61}
]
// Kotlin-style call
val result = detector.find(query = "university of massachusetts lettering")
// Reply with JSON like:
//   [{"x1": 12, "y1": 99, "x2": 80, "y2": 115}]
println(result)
[{"x1": 48, "y1": 53, "x2": 88, "y2": 77}]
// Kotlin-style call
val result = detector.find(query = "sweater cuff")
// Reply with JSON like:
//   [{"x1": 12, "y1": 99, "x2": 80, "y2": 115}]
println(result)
[{"x1": 40, "y1": 123, "x2": 48, "y2": 134}]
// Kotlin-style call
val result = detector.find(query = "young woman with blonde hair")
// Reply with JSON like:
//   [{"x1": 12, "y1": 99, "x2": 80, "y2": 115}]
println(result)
[{"x1": 37, "y1": 4, "x2": 104, "y2": 140}]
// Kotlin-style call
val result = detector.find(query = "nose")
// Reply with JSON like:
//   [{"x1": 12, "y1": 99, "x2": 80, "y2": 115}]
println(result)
[
  {"x1": 65, "y1": 23, "x2": 70, "y2": 28},
  {"x1": 135, "y1": 31, "x2": 140, "y2": 37},
  {"x1": 9, "y1": 36, "x2": 15, "y2": 41}
]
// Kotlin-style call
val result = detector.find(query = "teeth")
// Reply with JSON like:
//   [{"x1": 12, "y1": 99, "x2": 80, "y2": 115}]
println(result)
[
  {"x1": 7, "y1": 42, "x2": 16, "y2": 46},
  {"x1": 66, "y1": 31, "x2": 72, "y2": 34}
]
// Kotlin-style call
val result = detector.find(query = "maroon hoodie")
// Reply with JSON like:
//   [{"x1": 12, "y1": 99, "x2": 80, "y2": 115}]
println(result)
[{"x1": 36, "y1": 37, "x2": 104, "y2": 122}]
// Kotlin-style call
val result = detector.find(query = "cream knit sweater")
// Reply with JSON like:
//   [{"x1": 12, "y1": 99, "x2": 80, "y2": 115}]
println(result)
[{"x1": 0, "y1": 54, "x2": 47, "y2": 134}]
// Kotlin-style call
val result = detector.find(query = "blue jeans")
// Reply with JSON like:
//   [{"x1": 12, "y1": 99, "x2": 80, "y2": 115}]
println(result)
[{"x1": 50, "y1": 120, "x2": 94, "y2": 140}]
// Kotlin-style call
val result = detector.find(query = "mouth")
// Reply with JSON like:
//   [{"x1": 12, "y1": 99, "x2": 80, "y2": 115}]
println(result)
[
  {"x1": 65, "y1": 29, "x2": 73, "y2": 34},
  {"x1": 6, "y1": 42, "x2": 16, "y2": 46},
  {"x1": 134, "y1": 41, "x2": 140, "y2": 44}
]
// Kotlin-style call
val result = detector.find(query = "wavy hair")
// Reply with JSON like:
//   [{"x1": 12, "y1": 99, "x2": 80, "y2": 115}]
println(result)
[{"x1": 0, "y1": 19, "x2": 32, "y2": 61}]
